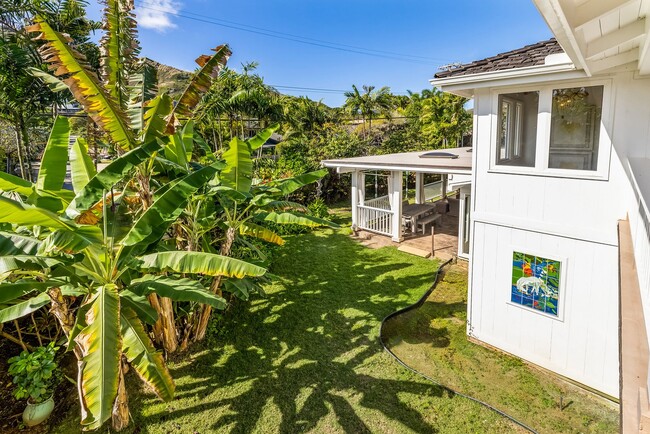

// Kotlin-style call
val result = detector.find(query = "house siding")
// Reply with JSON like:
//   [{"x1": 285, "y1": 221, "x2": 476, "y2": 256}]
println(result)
[{"x1": 468, "y1": 72, "x2": 650, "y2": 398}]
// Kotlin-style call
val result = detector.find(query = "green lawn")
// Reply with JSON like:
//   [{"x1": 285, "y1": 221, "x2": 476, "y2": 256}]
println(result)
[
  {"x1": 55, "y1": 227, "x2": 522, "y2": 433},
  {"x1": 382, "y1": 266, "x2": 619, "y2": 434}
]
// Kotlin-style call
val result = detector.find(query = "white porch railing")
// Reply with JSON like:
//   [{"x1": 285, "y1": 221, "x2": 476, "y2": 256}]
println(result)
[
  {"x1": 357, "y1": 205, "x2": 393, "y2": 236},
  {"x1": 363, "y1": 195, "x2": 391, "y2": 210}
]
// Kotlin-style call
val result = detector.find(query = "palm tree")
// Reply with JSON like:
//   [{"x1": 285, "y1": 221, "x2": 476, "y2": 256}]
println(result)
[{"x1": 344, "y1": 84, "x2": 394, "y2": 138}]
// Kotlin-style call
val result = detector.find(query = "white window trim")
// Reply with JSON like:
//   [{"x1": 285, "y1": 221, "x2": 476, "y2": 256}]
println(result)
[
  {"x1": 497, "y1": 97, "x2": 525, "y2": 163},
  {"x1": 488, "y1": 79, "x2": 614, "y2": 180}
]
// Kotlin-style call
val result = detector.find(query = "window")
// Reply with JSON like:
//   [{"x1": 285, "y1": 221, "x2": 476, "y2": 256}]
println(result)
[
  {"x1": 549, "y1": 86, "x2": 603, "y2": 171},
  {"x1": 492, "y1": 82, "x2": 609, "y2": 178},
  {"x1": 497, "y1": 92, "x2": 538, "y2": 167}
]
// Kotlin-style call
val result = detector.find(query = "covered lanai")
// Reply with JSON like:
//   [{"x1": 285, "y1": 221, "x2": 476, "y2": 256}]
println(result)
[{"x1": 322, "y1": 147, "x2": 473, "y2": 259}]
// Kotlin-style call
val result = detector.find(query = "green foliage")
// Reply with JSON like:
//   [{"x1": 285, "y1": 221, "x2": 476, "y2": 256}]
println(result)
[
  {"x1": 307, "y1": 198, "x2": 329, "y2": 219},
  {"x1": 8, "y1": 342, "x2": 59, "y2": 403}
]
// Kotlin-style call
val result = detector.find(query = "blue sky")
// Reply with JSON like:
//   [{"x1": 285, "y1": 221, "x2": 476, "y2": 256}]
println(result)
[{"x1": 86, "y1": 1, "x2": 552, "y2": 106}]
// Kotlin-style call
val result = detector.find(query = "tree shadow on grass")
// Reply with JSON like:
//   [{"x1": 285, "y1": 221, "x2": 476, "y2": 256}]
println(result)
[{"x1": 131, "y1": 231, "x2": 450, "y2": 433}]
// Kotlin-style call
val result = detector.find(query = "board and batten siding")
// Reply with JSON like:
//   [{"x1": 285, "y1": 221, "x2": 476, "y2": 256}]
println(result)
[
  {"x1": 466, "y1": 72, "x2": 650, "y2": 397},
  {"x1": 469, "y1": 221, "x2": 619, "y2": 396}
]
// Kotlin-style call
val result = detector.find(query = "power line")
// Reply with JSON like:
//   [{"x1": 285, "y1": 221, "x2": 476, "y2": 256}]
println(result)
[{"x1": 134, "y1": 1, "x2": 448, "y2": 66}]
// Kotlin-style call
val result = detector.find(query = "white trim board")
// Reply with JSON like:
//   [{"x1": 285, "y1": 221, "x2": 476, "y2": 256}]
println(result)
[{"x1": 472, "y1": 212, "x2": 619, "y2": 247}]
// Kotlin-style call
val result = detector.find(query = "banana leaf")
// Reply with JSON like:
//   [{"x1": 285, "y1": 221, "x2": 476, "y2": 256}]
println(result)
[
  {"x1": 0, "y1": 232, "x2": 42, "y2": 255},
  {"x1": 129, "y1": 275, "x2": 226, "y2": 309},
  {"x1": 0, "y1": 196, "x2": 73, "y2": 230},
  {"x1": 255, "y1": 211, "x2": 339, "y2": 228},
  {"x1": 167, "y1": 44, "x2": 231, "y2": 132},
  {"x1": 266, "y1": 169, "x2": 328, "y2": 196},
  {"x1": 0, "y1": 171, "x2": 34, "y2": 196},
  {"x1": 220, "y1": 137, "x2": 253, "y2": 193},
  {"x1": 69, "y1": 137, "x2": 96, "y2": 193},
  {"x1": 0, "y1": 280, "x2": 59, "y2": 304},
  {"x1": 120, "y1": 290, "x2": 158, "y2": 324},
  {"x1": 75, "y1": 284, "x2": 121, "y2": 430},
  {"x1": 0, "y1": 292, "x2": 50, "y2": 323},
  {"x1": 120, "y1": 307, "x2": 174, "y2": 401},
  {"x1": 27, "y1": 18, "x2": 134, "y2": 151},
  {"x1": 40, "y1": 225, "x2": 103, "y2": 254},
  {"x1": 121, "y1": 162, "x2": 223, "y2": 248},
  {"x1": 0, "y1": 255, "x2": 61, "y2": 273},
  {"x1": 137, "y1": 251, "x2": 266, "y2": 279},
  {"x1": 68, "y1": 138, "x2": 163, "y2": 214},
  {"x1": 36, "y1": 116, "x2": 70, "y2": 192},
  {"x1": 247, "y1": 125, "x2": 277, "y2": 151},
  {"x1": 142, "y1": 94, "x2": 172, "y2": 143},
  {"x1": 239, "y1": 222, "x2": 285, "y2": 246},
  {"x1": 0, "y1": 196, "x2": 73, "y2": 229},
  {"x1": 101, "y1": 0, "x2": 139, "y2": 109}
]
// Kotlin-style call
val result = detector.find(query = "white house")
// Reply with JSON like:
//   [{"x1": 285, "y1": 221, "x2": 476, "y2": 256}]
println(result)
[{"x1": 430, "y1": 1, "x2": 650, "y2": 431}]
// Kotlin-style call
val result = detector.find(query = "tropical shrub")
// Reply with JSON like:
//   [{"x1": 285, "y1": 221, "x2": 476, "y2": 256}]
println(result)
[
  {"x1": 308, "y1": 198, "x2": 329, "y2": 219},
  {"x1": 8, "y1": 342, "x2": 59, "y2": 403}
]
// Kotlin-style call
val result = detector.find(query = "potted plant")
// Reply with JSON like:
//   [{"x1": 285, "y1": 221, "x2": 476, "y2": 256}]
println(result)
[{"x1": 8, "y1": 342, "x2": 59, "y2": 427}]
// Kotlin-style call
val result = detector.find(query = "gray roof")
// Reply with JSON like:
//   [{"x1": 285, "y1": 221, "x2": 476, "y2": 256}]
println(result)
[
  {"x1": 322, "y1": 147, "x2": 472, "y2": 174},
  {"x1": 434, "y1": 39, "x2": 564, "y2": 79}
]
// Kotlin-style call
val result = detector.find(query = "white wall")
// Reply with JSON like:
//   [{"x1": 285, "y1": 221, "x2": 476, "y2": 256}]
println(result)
[{"x1": 468, "y1": 71, "x2": 650, "y2": 397}]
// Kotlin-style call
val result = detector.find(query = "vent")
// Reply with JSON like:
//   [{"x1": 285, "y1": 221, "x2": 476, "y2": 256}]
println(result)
[{"x1": 419, "y1": 152, "x2": 459, "y2": 159}]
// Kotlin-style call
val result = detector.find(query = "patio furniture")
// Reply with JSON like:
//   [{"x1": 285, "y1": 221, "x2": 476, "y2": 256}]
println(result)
[
  {"x1": 417, "y1": 213, "x2": 441, "y2": 234},
  {"x1": 403, "y1": 203, "x2": 436, "y2": 234}
]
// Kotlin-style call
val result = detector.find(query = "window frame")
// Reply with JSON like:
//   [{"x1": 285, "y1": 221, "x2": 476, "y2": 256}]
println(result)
[
  {"x1": 488, "y1": 79, "x2": 613, "y2": 180},
  {"x1": 497, "y1": 96, "x2": 525, "y2": 163}
]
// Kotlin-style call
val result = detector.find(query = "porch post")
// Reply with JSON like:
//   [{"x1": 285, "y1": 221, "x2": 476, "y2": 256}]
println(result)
[
  {"x1": 415, "y1": 172, "x2": 424, "y2": 204},
  {"x1": 441, "y1": 174, "x2": 448, "y2": 200},
  {"x1": 388, "y1": 170, "x2": 403, "y2": 242},
  {"x1": 351, "y1": 170, "x2": 359, "y2": 228}
]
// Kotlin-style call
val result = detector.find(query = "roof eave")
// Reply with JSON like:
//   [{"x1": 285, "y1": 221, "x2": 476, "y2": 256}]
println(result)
[
  {"x1": 321, "y1": 160, "x2": 472, "y2": 175},
  {"x1": 532, "y1": 0, "x2": 592, "y2": 75},
  {"x1": 430, "y1": 62, "x2": 585, "y2": 95}
]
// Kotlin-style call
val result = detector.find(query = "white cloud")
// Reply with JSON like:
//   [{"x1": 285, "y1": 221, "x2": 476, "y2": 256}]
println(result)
[{"x1": 136, "y1": 0, "x2": 181, "y2": 31}]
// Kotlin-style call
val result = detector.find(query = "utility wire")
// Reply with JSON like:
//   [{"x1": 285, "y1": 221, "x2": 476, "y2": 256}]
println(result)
[{"x1": 134, "y1": 0, "x2": 449, "y2": 66}]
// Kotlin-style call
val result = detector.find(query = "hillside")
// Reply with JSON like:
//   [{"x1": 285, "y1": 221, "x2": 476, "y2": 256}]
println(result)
[{"x1": 144, "y1": 58, "x2": 192, "y2": 99}]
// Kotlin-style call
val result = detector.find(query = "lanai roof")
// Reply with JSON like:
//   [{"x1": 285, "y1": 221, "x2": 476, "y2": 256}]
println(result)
[
  {"x1": 322, "y1": 147, "x2": 472, "y2": 175},
  {"x1": 434, "y1": 38, "x2": 564, "y2": 79}
]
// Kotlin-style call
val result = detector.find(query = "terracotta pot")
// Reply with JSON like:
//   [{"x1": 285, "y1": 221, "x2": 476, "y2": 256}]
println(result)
[{"x1": 23, "y1": 396, "x2": 54, "y2": 427}]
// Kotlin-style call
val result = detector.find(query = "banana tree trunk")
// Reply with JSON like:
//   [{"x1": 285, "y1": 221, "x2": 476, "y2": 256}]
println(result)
[
  {"x1": 191, "y1": 226, "x2": 236, "y2": 342},
  {"x1": 47, "y1": 288, "x2": 83, "y2": 361},
  {"x1": 137, "y1": 173, "x2": 178, "y2": 353},
  {"x1": 111, "y1": 359, "x2": 130, "y2": 431},
  {"x1": 17, "y1": 113, "x2": 33, "y2": 182},
  {"x1": 13, "y1": 120, "x2": 26, "y2": 179}
]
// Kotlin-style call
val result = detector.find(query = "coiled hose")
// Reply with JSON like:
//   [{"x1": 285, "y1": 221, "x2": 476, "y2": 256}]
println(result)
[{"x1": 379, "y1": 258, "x2": 538, "y2": 434}]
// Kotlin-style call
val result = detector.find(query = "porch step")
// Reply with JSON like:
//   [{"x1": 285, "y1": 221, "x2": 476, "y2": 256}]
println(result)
[{"x1": 397, "y1": 245, "x2": 432, "y2": 258}]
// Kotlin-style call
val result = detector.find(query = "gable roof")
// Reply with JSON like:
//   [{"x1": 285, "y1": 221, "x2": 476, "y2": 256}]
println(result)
[{"x1": 434, "y1": 38, "x2": 564, "y2": 79}]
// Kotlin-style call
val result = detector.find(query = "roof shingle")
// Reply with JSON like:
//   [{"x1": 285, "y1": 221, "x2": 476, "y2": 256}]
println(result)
[{"x1": 434, "y1": 39, "x2": 564, "y2": 79}]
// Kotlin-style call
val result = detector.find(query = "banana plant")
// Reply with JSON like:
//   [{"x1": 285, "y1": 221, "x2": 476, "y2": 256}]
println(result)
[
  {"x1": 1, "y1": 3, "x2": 238, "y2": 430},
  {"x1": 0, "y1": 126, "x2": 267, "y2": 431},
  {"x1": 183, "y1": 125, "x2": 339, "y2": 342}
]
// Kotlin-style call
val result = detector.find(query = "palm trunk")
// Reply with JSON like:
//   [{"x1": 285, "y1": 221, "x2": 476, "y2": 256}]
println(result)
[{"x1": 191, "y1": 227, "x2": 236, "y2": 342}]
